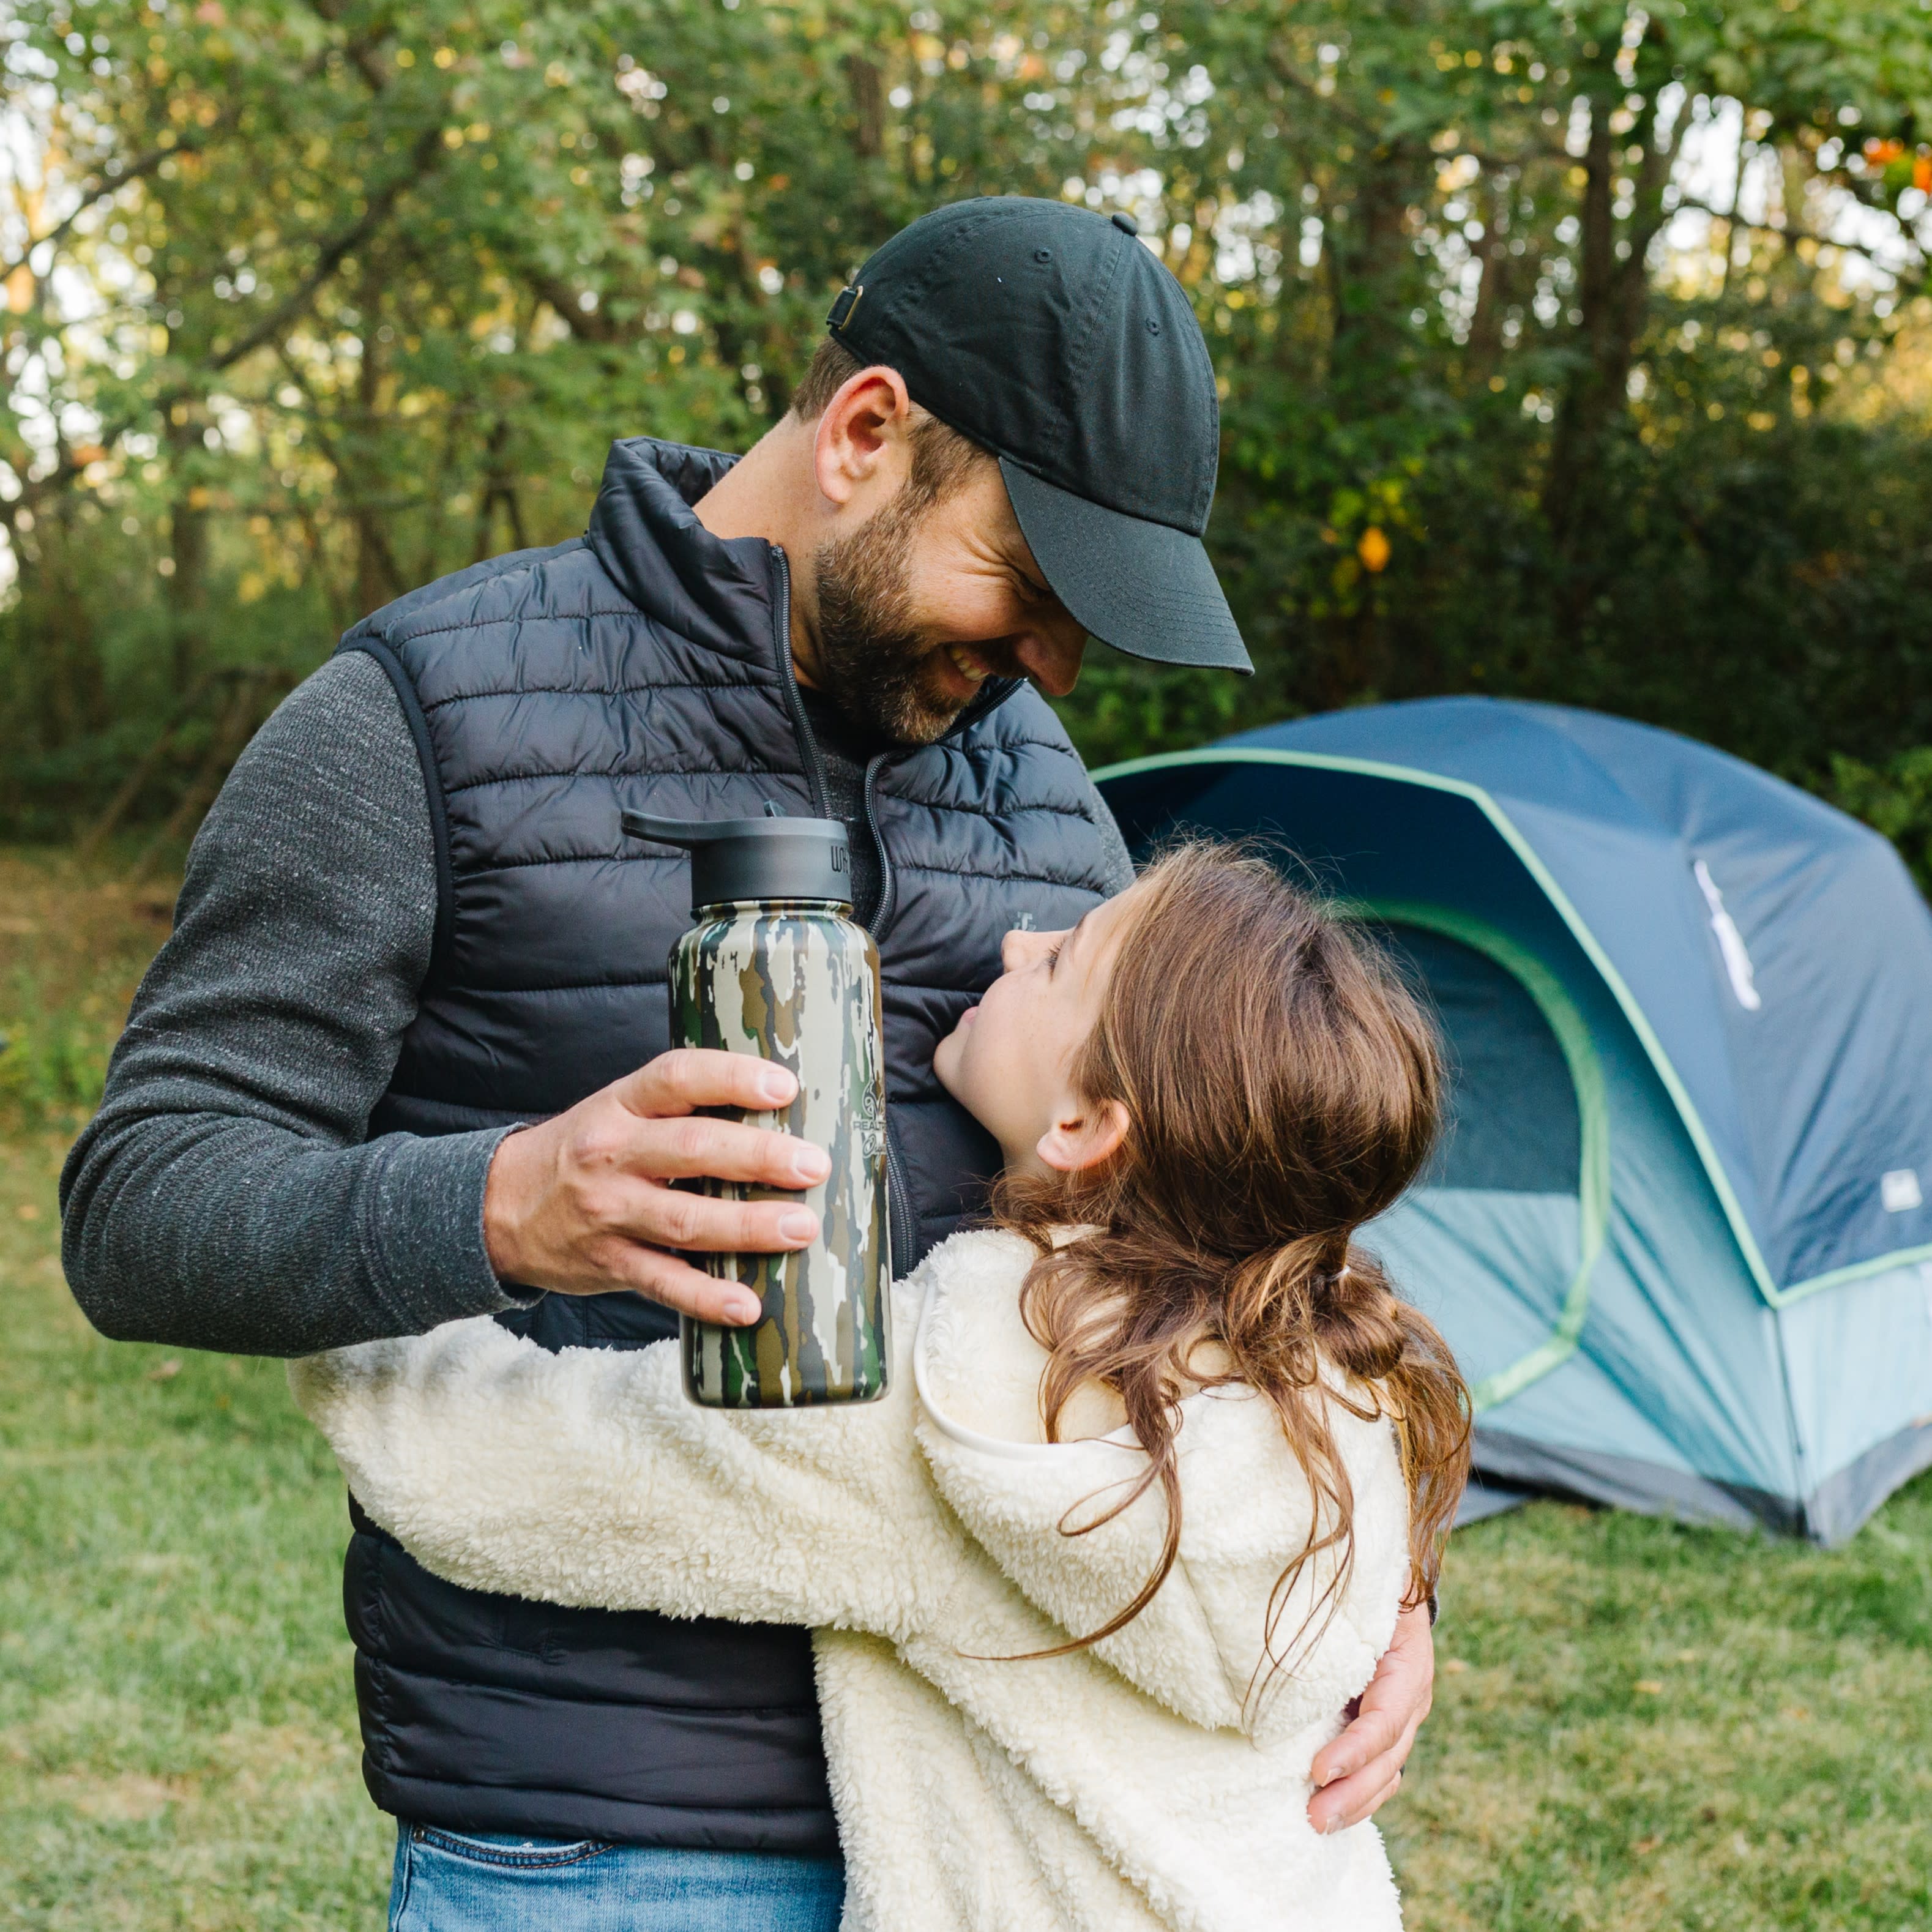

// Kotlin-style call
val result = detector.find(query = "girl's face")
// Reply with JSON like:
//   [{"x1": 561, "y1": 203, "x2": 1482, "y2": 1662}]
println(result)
[{"x1": 933, "y1": 882, "x2": 1142, "y2": 1177}]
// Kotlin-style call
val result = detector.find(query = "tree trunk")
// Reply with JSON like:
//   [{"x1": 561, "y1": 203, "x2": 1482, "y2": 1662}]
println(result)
[
  {"x1": 1543, "y1": 84, "x2": 1676, "y2": 557},
  {"x1": 844, "y1": 54, "x2": 886, "y2": 160},
  {"x1": 1465, "y1": 176, "x2": 1511, "y2": 382},
  {"x1": 166, "y1": 409, "x2": 209, "y2": 688},
  {"x1": 1327, "y1": 140, "x2": 1418, "y2": 382},
  {"x1": 351, "y1": 265, "x2": 403, "y2": 617}
]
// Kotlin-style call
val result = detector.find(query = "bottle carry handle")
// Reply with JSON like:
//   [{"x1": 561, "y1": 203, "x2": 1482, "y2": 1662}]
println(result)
[{"x1": 621, "y1": 811, "x2": 710, "y2": 851}]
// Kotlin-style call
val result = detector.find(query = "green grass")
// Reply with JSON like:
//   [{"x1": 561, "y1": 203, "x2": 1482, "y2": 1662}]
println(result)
[
  {"x1": 1, "y1": 849, "x2": 1929, "y2": 1930},
  {"x1": 1, "y1": 1138, "x2": 391, "y2": 1930},
  {"x1": 0, "y1": 851, "x2": 389, "y2": 1928}
]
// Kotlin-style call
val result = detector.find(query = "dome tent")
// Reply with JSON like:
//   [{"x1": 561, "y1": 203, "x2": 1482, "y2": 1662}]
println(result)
[{"x1": 1095, "y1": 696, "x2": 1932, "y2": 1543}]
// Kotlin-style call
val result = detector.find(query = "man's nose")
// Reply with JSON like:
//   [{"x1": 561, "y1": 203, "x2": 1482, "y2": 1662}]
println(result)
[{"x1": 1011, "y1": 608, "x2": 1088, "y2": 697}]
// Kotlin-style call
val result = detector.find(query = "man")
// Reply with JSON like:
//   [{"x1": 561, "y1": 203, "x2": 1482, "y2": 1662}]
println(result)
[{"x1": 64, "y1": 197, "x2": 1431, "y2": 1926}]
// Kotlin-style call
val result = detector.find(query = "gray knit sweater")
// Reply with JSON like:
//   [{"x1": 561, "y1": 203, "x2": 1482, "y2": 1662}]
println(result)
[{"x1": 59, "y1": 652, "x2": 1133, "y2": 1357}]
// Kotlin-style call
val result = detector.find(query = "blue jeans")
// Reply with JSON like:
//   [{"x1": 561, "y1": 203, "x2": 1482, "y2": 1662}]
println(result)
[{"x1": 389, "y1": 1827, "x2": 846, "y2": 1932}]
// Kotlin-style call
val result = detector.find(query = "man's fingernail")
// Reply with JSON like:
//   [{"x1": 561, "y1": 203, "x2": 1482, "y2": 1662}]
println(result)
[
  {"x1": 779, "y1": 1209, "x2": 817, "y2": 1242},
  {"x1": 794, "y1": 1149, "x2": 831, "y2": 1184},
  {"x1": 728, "y1": 1295, "x2": 762, "y2": 1324},
  {"x1": 759, "y1": 1069, "x2": 794, "y2": 1104},
  {"x1": 1323, "y1": 1764, "x2": 1349, "y2": 1786}
]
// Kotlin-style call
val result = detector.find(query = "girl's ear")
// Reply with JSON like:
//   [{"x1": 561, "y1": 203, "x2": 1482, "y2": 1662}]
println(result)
[{"x1": 1035, "y1": 1097, "x2": 1130, "y2": 1175}]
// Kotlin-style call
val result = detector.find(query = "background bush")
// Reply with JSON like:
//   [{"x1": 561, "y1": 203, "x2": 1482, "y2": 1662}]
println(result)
[{"x1": 4, "y1": 0, "x2": 1932, "y2": 873}]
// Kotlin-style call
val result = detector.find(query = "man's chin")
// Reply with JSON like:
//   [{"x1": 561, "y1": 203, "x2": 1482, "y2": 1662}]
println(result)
[
  {"x1": 879, "y1": 674, "x2": 975, "y2": 748},
  {"x1": 893, "y1": 649, "x2": 1006, "y2": 744}
]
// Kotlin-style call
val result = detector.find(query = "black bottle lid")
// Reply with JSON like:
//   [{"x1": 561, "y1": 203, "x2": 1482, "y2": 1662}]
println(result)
[{"x1": 622, "y1": 808, "x2": 853, "y2": 914}]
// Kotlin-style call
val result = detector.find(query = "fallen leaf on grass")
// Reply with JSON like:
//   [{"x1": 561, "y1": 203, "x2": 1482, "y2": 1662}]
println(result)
[
  {"x1": 1443, "y1": 1658, "x2": 1470, "y2": 1674},
  {"x1": 1635, "y1": 1679, "x2": 1665, "y2": 1695},
  {"x1": 144, "y1": 1360, "x2": 182, "y2": 1382},
  {"x1": 15, "y1": 1203, "x2": 41, "y2": 1221},
  {"x1": 1633, "y1": 1835, "x2": 1663, "y2": 1855}
]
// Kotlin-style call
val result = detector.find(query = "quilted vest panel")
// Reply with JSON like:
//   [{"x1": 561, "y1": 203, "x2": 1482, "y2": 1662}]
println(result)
[{"x1": 332, "y1": 437, "x2": 1114, "y2": 1849}]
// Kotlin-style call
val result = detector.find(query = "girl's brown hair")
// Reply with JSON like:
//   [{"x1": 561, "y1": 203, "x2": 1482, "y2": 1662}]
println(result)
[{"x1": 991, "y1": 841, "x2": 1471, "y2": 1676}]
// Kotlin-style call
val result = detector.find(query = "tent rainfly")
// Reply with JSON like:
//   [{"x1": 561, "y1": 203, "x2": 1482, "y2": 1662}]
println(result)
[{"x1": 1095, "y1": 696, "x2": 1932, "y2": 1543}]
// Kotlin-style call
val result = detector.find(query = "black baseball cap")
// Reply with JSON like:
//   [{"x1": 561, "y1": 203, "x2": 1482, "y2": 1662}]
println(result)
[{"x1": 825, "y1": 196, "x2": 1251, "y2": 674}]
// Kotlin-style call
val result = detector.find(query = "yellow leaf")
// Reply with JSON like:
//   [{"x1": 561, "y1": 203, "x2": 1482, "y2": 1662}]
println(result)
[{"x1": 1357, "y1": 526, "x2": 1391, "y2": 573}]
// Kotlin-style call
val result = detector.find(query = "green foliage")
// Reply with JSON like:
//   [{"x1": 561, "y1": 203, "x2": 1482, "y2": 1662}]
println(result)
[
  {"x1": 0, "y1": 853, "x2": 174, "y2": 1136},
  {"x1": 0, "y1": 974, "x2": 115, "y2": 1130},
  {"x1": 1821, "y1": 746, "x2": 1932, "y2": 892},
  {"x1": 4, "y1": 0, "x2": 1932, "y2": 847}
]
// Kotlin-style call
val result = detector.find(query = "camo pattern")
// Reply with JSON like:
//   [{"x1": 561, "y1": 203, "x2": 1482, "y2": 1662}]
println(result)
[{"x1": 668, "y1": 900, "x2": 890, "y2": 1408}]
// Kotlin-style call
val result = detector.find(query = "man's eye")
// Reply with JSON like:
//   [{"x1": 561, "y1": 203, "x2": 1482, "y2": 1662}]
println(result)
[{"x1": 1045, "y1": 939, "x2": 1064, "y2": 974}]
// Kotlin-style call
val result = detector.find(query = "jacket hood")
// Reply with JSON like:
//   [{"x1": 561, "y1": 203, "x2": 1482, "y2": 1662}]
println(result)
[{"x1": 909, "y1": 1229, "x2": 1409, "y2": 1743}]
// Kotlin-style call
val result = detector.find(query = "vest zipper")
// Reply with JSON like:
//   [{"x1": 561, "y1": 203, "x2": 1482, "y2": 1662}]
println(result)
[
  {"x1": 859, "y1": 754, "x2": 898, "y2": 939},
  {"x1": 769, "y1": 546, "x2": 832, "y2": 819},
  {"x1": 859, "y1": 752, "x2": 920, "y2": 1272}
]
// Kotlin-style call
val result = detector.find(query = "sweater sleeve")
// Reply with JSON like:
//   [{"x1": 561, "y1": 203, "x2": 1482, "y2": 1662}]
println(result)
[
  {"x1": 59, "y1": 652, "x2": 536, "y2": 1357},
  {"x1": 286, "y1": 1294, "x2": 958, "y2": 1638}
]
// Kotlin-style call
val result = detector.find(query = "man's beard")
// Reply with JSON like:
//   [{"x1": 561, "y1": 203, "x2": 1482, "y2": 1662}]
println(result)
[{"x1": 811, "y1": 494, "x2": 981, "y2": 748}]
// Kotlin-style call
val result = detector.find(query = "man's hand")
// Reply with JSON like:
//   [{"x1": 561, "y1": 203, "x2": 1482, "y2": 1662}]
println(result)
[
  {"x1": 1307, "y1": 1598, "x2": 1434, "y2": 1833},
  {"x1": 483, "y1": 1049, "x2": 831, "y2": 1326}
]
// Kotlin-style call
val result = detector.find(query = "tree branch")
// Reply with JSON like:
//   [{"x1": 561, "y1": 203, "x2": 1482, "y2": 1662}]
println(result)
[
  {"x1": 205, "y1": 125, "x2": 442, "y2": 373},
  {"x1": 0, "y1": 18, "x2": 383, "y2": 289},
  {"x1": 0, "y1": 122, "x2": 229, "y2": 285},
  {"x1": 1666, "y1": 193, "x2": 1925, "y2": 272},
  {"x1": 1264, "y1": 50, "x2": 1371, "y2": 135},
  {"x1": 518, "y1": 266, "x2": 621, "y2": 344}
]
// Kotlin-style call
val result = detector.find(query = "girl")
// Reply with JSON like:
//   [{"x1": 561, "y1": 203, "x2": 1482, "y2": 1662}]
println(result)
[{"x1": 294, "y1": 842, "x2": 1471, "y2": 1932}]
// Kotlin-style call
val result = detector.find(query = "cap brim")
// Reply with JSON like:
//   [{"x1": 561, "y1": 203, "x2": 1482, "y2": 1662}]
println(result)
[{"x1": 1000, "y1": 457, "x2": 1253, "y2": 674}]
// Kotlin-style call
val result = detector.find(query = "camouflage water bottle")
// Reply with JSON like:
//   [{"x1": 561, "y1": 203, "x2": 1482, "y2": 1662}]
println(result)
[{"x1": 621, "y1": 807, "x2": 890, "y2": 1408}]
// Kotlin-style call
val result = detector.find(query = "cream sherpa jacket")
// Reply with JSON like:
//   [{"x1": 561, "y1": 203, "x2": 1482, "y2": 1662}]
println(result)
[{"x1": 291, "y1": 1228, "x2": 1411, "y2": 1932}]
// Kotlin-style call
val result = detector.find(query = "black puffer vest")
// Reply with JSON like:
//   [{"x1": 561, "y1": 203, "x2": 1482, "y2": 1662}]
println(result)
[{"x1": 334, "y1": 439, "x2": 1115, "y2": 1851}]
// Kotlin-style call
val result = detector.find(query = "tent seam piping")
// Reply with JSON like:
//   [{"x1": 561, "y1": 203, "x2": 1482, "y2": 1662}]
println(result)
[{"x1": 1348, "y1": 898, "x2": 1608, "y2": 1414}]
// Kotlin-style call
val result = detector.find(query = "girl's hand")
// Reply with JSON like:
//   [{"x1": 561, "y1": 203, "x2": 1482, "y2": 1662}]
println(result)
[{"x1": 1307, "y1": 1598, "x2": 1434, "y2": 1832}]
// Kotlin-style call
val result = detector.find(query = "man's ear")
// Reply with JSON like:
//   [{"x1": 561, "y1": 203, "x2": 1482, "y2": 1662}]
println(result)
[
  {"x1": 812, "y1": 366, "x2": 915, "y2": 509},
  {"x1": 1035, "y1": 1097, "x2": 1130, "y2": 1176}
]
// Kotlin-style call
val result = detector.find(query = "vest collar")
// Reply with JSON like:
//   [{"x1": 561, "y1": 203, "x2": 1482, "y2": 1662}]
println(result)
[{"x1": 585, "y1": 437, "x2": 781, "y2": 669}]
